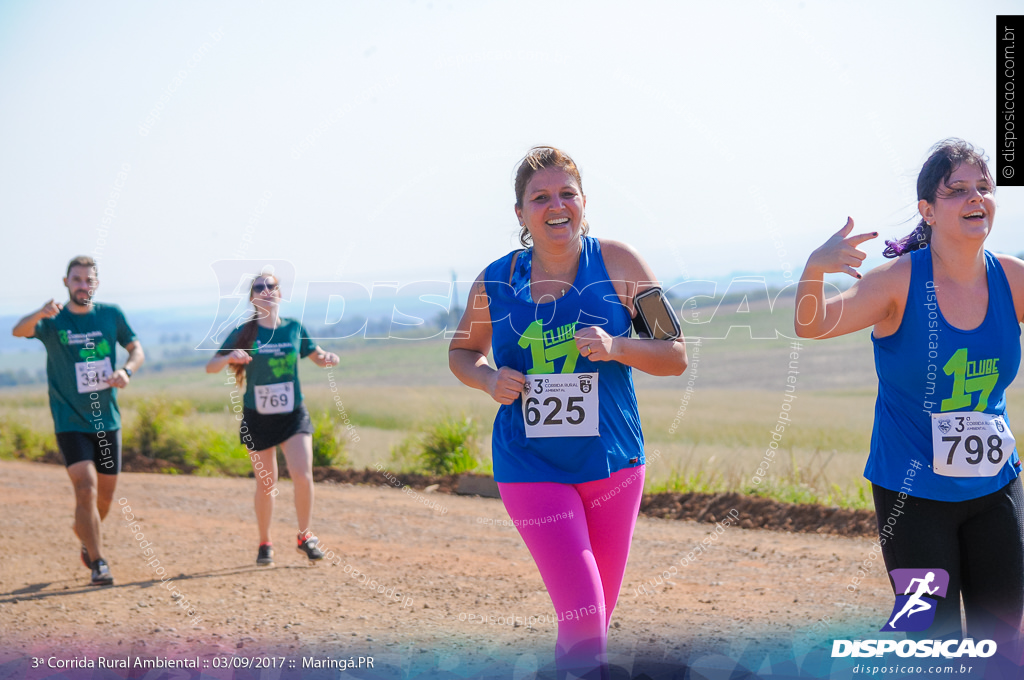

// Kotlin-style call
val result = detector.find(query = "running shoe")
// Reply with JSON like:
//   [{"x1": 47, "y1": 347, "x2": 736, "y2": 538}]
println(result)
[
  {"x1": 90, "y1": 558, "x2": 113, "y2": 586},
  {"x1": 296, "y1": 531, "x2": 324, "y2": 561},
  {"x1": 80, "y1": 544, "x2": 89, "y2": 569},
  {"x1": 256, "y1": 543, "x2": 274, "y2": 566}
]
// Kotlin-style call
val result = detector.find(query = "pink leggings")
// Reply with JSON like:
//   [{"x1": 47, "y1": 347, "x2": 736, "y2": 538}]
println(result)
[{"x1": 497, "y1": 465, "x2": 645, "y2": 677}]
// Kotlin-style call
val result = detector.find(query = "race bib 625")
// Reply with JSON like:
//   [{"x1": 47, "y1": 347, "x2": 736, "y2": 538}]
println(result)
[{"x1": 521, "y1": 373, "x2": 599, "y2": 438}]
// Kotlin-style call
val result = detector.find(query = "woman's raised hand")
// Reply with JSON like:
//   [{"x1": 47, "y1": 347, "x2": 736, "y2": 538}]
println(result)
[{"x1": 807, "y1": 218, "x2": 878, "y2": 279}]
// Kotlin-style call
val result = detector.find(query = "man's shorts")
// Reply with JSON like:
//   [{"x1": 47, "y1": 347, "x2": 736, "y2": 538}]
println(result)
[{"x1": 55, "y1": 430, "x2": 122, "y2": 475}]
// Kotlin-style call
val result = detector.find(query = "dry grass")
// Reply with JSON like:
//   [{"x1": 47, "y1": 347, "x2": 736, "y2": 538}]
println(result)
[{"x1": 4, "y1": 365, "x2": 1024, "y2": 511}]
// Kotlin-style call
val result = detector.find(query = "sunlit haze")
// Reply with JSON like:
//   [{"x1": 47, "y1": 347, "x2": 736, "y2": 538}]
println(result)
[{"x1": 2, "y1": 1, "x2": 1017, "y2": 316}]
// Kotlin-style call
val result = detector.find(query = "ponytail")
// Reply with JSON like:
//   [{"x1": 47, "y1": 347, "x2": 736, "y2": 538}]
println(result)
[
  {"x1": 216, "y1": 316, "x2": 259, "y2": 390},
  {"x1": 883, "y1": 222, "x2": 931, "y2": 259}
]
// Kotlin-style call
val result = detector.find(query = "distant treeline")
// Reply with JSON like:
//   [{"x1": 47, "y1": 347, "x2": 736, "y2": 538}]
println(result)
[
  {"x1": 665, "y1": 282, "x2": 805, "y2": 310},
  {"x1": 306, "y1": 309, "x2": 458, "y2": 340},
  {"x1": 0, "y1": 369, "x2": 47, "y2": 387}
]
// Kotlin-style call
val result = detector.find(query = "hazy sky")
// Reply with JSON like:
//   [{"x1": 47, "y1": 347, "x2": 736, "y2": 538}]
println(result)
[{"x1": 2, "y1": 0, "x2": 1019, "y2": 315}]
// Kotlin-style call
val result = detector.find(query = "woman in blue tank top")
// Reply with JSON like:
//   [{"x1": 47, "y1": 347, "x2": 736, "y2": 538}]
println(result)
[
  {"x1": 795, "y1": 139, "x2": 1024, "y2": 661},
  {"x1": 449, "y1": 147, "x2": 688, "y2": 679}
]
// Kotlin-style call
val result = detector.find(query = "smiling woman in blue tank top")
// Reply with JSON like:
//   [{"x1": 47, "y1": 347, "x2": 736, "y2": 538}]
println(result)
[
  {"x1": 449, "y1": 147, "x2": 688, "y2": 679},
  {"x1": 795, "y1": 139, "x2": 1024, "y2": 662}
]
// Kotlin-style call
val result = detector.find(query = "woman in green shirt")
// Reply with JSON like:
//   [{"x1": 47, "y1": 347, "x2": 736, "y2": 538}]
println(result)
[{"x1": 206, "y1": 273, "x2": 339, "y2": 566}]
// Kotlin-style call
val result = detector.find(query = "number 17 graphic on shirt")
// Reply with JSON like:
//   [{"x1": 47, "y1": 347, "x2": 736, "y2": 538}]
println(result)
[{"x1": 518, "y1": 319, "x2": 580, "y2": 375}]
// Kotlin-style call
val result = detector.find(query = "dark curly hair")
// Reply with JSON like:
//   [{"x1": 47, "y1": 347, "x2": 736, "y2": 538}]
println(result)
[{"x1": 883, "y1": 138, "x2": 993, "y2": 258}]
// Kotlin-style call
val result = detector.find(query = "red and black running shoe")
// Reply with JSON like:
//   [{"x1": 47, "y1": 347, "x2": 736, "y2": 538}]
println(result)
[{"x1": 296, "y1": 531, "x2": 324, "y2": 561}]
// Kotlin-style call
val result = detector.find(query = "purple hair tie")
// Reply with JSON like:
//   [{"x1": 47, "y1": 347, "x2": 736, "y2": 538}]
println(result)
[{"x1": 884, "y1": 238, "x2": 906, "y2": 256}]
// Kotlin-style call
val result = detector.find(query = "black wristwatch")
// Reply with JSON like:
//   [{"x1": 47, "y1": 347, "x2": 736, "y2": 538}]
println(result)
[{"x1": 123, "y1": 367, "x2": 133, "y2": 378}]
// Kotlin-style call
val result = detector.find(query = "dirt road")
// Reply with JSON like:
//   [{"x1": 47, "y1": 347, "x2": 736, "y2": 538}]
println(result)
[{"x1": 0, "y1": 460, "x2": 894, "y2": 677}]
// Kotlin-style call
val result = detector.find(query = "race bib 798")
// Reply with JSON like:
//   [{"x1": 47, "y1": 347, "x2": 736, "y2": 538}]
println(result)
[{"x1": 932, "y1": 412, "x2": 1015, "y2": 478}]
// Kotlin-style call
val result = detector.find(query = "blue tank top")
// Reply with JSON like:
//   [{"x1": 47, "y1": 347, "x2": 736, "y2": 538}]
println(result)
[
  {"x1": 866, "y1": 247, "x2": 1021, "y2": 501},
  {"x1": 484, "y1": 236, "x2": 645, "y2": 484}
]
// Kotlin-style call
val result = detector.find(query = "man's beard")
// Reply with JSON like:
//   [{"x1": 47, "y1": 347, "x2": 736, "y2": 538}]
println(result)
[{"x1": 71, "y1": 290, "x2": 93, "y2": 306}]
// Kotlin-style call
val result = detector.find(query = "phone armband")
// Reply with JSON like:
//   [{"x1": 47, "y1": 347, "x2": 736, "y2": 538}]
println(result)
[{"x1": 632, "y1": 287, "x2": 681, "y2": 340}]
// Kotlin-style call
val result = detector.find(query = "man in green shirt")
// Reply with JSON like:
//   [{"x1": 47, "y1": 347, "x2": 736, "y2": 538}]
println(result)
[{"x1": 12, "y1": 256, "x2": 145, "y2": 586}]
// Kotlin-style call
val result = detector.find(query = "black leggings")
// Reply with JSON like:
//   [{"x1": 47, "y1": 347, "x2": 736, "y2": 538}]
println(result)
[{"x1": 873, "y1": 479, "x2": 1024, "y2": 657}]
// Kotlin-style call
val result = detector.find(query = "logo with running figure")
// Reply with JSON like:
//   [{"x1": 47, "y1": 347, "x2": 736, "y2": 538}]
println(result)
[{"x1": 881, "y1": 569, "x2": 950, "y2": 632}]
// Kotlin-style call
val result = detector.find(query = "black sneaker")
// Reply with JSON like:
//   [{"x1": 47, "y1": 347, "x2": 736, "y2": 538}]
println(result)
[
  {"x1": 296, "y1": 531, "x2": 324, "y2": 561},
  {"x1": 90, "y1": 558, "x2": 113, "y2": 586},
  {"x1": 80, "y1": 544, "x2": 90, "y2": 569},
  {"x1": 256, "y1": 543, "x2": 274, "y2": 566}
]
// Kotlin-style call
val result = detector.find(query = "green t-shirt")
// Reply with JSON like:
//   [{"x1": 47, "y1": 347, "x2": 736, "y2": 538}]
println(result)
[
  {"x1": 32, "y1": 303, "x2": 137, "y2": 433},
  {"x1": 221, "y1": 318, "x2": 317, "y2": 412}
]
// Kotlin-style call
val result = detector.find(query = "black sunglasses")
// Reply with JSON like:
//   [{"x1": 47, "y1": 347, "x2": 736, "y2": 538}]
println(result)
[{"x1": 252, "y1": 282, "x2": 279, "y2": 293}]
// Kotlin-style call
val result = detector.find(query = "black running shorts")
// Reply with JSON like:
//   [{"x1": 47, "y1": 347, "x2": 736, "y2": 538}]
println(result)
[
  {"x1": 239, "y1": 404, "x2": 313, "y2": 452},
  {"x1": 56, "y1": 430, "x2": 122, "y2": 475}
]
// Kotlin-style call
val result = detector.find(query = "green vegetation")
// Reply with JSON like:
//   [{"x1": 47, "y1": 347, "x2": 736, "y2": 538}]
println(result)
[
  {"x1": 125, "y1": 398, "x2": 252, "y2": 476},
  {"x1": 5, "y1": 329, "x2": 1022, "y2": 512},
  {"x1": 310, "y1": 409, "x2": 351, "y2": 468},
  {"x1": 0, "y1": 415, "x2": 55, "y2": 461},
  {"x1": 389, "y1": 413, "x2": 483, "y2": 475},
  {"x1": 419, "y1": 414, "x2": 481, "y2": 474},
  {"x1": 648, "y1": 447, "x2": 873, "y2": 510},
  {"x1": 0, "y1": 378, "x2": 903, "y2": 509}
]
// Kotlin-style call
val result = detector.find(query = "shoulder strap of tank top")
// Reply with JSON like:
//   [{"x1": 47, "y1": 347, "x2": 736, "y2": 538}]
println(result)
[
  {"x1": 508, "y1": 248, "x2": 532, "y2": 302},
  {"x1": 984, "y1": 250, "x2": 1019, "y2": 324},
  {"x1": 576, "y1": 235, "x2": 615, "y2": 288},
  {"x1": 485, "y1": 250, "x2": 519, "y2": 295},
  {"x1": 908, "y1": 247, "x2": 931, "y2": 305}
]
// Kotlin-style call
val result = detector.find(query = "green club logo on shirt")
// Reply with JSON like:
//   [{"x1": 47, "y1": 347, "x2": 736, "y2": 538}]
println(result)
[
  {"x1": 59, "y1": 330, "x2": 69, "y2": 345},
  {"x1": 268, "y1": 353, "x2": 297, "y2": 379},
  {"x1": 941, "y1": 348, "x2": 999, "y2": 412},
  {"x1": 78, "y1": 338, "x2": 112, "y2": 362},
  {"x1": 519, "y1": 320, "x2": 579, "y2": 375}
]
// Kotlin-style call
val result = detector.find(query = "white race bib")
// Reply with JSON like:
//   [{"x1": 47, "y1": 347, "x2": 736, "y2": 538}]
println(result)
[
  {"x1": 75, "y1": 357, "x2": 113, "y2": 394},
  {"x1": 521, "y1": 373, "x2": 599, "y2": 438},
  {"x1": 932, "y1": 412, "x2": 1015, "y2": 477},
  {"x1": 254, "y1": 382, "x2": 295, "y2": 415}
]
